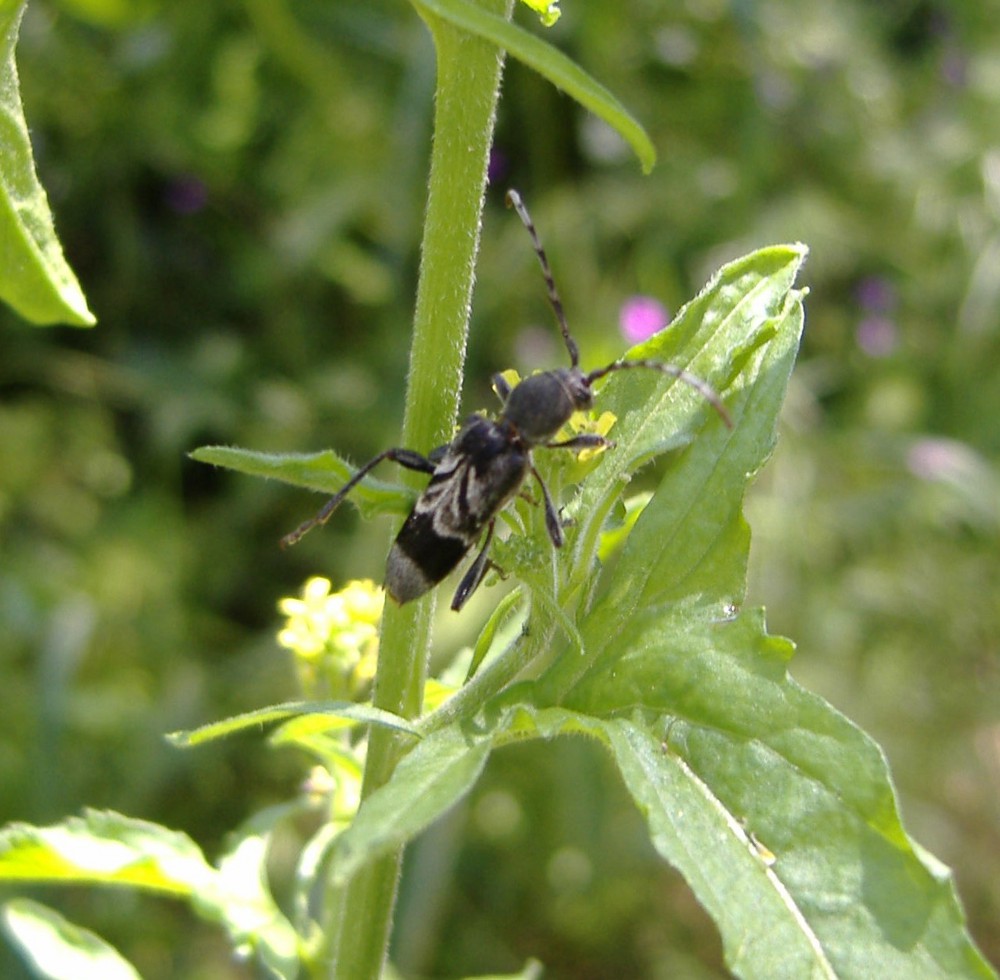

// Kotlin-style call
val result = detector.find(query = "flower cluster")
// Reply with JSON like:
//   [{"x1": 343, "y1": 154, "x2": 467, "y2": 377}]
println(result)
[{"x1": 277, "y1": 577, "x2": 384, "y2": 701}]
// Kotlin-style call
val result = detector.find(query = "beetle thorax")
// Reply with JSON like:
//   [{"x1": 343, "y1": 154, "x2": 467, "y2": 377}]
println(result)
[{"x1": 501, "y1": 368, "x2": 593, "y2": 444}]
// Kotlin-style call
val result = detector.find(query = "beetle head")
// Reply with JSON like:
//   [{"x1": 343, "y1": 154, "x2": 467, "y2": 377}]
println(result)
[{"x1": 501, "y1": 368, "x2": 593, "y2": 444}]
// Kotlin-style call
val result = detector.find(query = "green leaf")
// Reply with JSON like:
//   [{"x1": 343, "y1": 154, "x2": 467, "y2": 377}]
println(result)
[
  {"x1": 0, "y1": 809, "x2": 214, "y2": 894},
  {"x1": 562, "y1": 611, "x2": 994, "y2": 979},
  {"x1": 0, "y1": 2, "x2": 95, "y2": 326},
  {"x1": 168, "y1": 699, "x2": 420, "y2": 747},
  {"x1": 329, "y1": 725, "x2": 491, "y2": 885},
  {"x1": 560, "y1": 245, "x2": 806, "y2": 684},
  {"x1": 0, "y1": 810, "x2": 301, "y2": 978},
  {"x1": 200, "y1": 810, "x2": 301, "y2": 979},
  {"x1": 486, "y1": 703, "x2": 611, "y2": 746},
  {"x1": 411, "y1": 0, "x2": 655, "y2": 172},
  {"x1": 464, "y1": 960, "x2": 544, "y2": 980},
  {"x1": 189, "y1": 445, "x2": 415, "y2": 520},
  {"x1": 466, "y1": 587, "x2": 524, "y2": 680},
  {"x1": 517, "y1": 0, "x2": 559, "y2": 27},
  {"x1": 2, "y1": 900, "x2": 141, "y2": 980},
  {"x1": 596, "y1": 491, "x2": 651, "y2": 561},
  {"x1": 420, "y1": 245, "x2": 808, "y2": 736},
  {"x1": 326, "y1": 704, "x2": 622, "y2": 885},
  {"x1": 459, "y1": 235, "x2": 991, "y2": 975},
  {"x1": 601, "y1": 243, "x2": 805, "y2": 475},
  {"x1": 602, "y1": 718, "x2": 838, "y2": 979}
]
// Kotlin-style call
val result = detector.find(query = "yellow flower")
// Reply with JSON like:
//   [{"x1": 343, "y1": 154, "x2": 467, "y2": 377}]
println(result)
[
  {"x1": 564, "y1": 409, "x2": 617, "y2": 461},
  {"x1": 277, "y1": 578, "x2": 384, "y2": 699}
]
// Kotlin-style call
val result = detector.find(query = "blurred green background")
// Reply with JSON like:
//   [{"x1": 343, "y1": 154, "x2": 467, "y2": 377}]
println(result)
[{"x1": 2, "y1": 0, "x2": 998, "y2": 976}]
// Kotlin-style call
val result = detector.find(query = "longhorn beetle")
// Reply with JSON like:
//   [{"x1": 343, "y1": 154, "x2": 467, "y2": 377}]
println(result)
[{"x1": 282, "y1": 189, "x2": 732, "y2": 610}]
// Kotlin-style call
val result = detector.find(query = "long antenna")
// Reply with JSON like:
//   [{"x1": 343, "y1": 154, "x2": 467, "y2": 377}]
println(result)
[
  {"x1": 506, "y1": 188, "x2": 732, "y2": 430},
  {"x1": 587, "y1": 359, "x2": 733, "y2": 428},
  {"x1": 505, "y1": 189, "x2": 579, "y2": 368}
]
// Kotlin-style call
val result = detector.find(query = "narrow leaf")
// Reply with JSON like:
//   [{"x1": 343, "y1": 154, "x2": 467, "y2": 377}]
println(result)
[
  {"x1": 168, "y1": 699, "x2": 420, "y2": 747},
  {"x1": 412, "y1": 0, "x2": 655, "y2": 172},
  {"x1": 331, "y1": 702, "x2": 624, "y2": 882},
  {"x1": 2, "y1": 900, "x2": 140, "y2": 980},
  {"x1": 599, "y1": 244, "x2": 806, "y2": 476},
  {"x1": 0, "y1": 2, "x2": 95, "y2": 326},
  {"x1": 466, "y1": 960, "x2": 545, "y2": 980},
  {"x1": 466, "y1": 588, "x2": 524, "y2": 680},
  {"x1": 329, "y1": 726, "x2": 490, "y2": 885},
  {"x1": 189, "y1": 445, "x2": 414, "y2": 520}
]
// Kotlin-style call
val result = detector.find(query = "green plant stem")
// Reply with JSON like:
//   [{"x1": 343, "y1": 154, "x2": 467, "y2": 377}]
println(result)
[
  {"x1": 317, "y1": 2, "x2": 513, "y2": 977},
  {"x1": 419, "y1": 620, "x2": 554, "y2": 736}
]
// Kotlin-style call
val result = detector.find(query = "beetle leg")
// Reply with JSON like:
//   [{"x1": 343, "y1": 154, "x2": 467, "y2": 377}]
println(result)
[
  {"x1": 530, "y1": 464, "x2": 564, "y2": 548},
  {"x1": 545, "y1": 433, "x2": 613, "y2": 451},
  {"x1": 281, "y1": 447, "x2": 435, "y2": 548},
  {"x1": 451, "y1": 520, "x2": 497, "y2": 611}
]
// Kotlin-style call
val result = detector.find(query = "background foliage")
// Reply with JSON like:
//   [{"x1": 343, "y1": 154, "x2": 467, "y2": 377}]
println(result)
[{"x1": 1, "y1": 0, "x2": 997, "y2": 977}]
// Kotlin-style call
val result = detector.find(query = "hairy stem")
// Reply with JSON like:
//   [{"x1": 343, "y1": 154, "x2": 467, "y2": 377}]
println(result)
[{"x1": 318, "y1": 2, "x2": 513, "y2": 977}]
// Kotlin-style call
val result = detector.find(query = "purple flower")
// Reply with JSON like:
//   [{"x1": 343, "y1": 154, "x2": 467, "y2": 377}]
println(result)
[
  {"x1": 619, "y1": 295, "x2": 669, "y2": 344},
  {"x1": 166, "y1": 176, "x2": 208, "y2": 215},
  {"x1": 856, "y1": 315, "x2": 899, "y2": 357},
  {"x1": 855, "y1": 276, "x2": 899, "y2": 357},
  {"x1": 855, "y1": 276, "x2": 897, "y2": 314}
]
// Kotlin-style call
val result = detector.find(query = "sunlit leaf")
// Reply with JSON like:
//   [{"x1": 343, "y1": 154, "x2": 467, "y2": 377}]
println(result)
[
  {"x1": 0, "y1": 810, "x2": 212, "y2": 894},
  {"x1": 557, "y1": 244, "x2": 806, "y2": 668},
  {"x1": 466, "y1": 587, "x2": 524, "y2": 680},
  {"x1": 560, "y1": 612, "x2": 995, "y2": 979},
  {"x1": 202, "y1": 813, "x2": 301, "y2": 979},
  {"x1": 517, "y1": 0, "x2": 559, "y2": 27},
  {"x1": 0, "y1": 2, "x2": 95, "y2": 326},
  {"x1": 411, "y1": 0, "x2": 655, "y2": 172},
  {"x1": 0, "y1": 810, "x2": 302, "y2": 979},
  {"x1": 168, "y1": 699, "x2": 420, "y2": 747},
  {"x1": 2, "y1": 900, "x2": 140, "y2": 980},
  {"x1": 189, "y1": 445, "x2": 415, "y2": 520},
  {"x1": 329, "y1": 726, "x2": 490, "y2": 885}
]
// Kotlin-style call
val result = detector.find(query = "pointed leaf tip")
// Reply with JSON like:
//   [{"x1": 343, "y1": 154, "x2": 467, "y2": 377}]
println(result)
[{"x1": 0, "y1": 2, "x2": 95, "y2": 327}]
